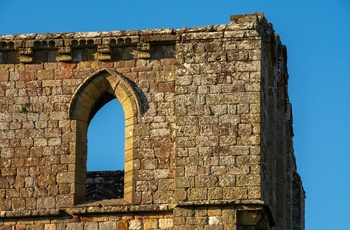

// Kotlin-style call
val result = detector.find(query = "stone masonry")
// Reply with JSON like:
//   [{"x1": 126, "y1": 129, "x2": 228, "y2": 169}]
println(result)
[{"x1": 0, "y1": 13, "x2": 304, "y2": 229}]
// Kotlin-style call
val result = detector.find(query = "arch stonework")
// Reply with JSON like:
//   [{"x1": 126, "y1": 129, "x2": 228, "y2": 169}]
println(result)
[{"x1": 69, "y1": 69, "x2": 141, "y2": 203}]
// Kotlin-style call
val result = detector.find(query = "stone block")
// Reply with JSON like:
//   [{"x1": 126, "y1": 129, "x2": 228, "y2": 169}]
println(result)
[
  {"x1": 98, "y1": 222, "x2": 116, "y2": 230},
  {"x1": 84, "y1": 223, "x2": 98, "y2": 230},
  {"x1": 37, "y1": 197, "x2": 55, "y2": 209},
  {"x1": 19, "y1": 70, "x2": 36, "y2": 81},
  {"x1": 188, "y1": 188, "x2": 207, "y2": 201},
  {"x1": 44, "y1": 224, "x2": 56, "y2": 230},
  {"x1": 222, "y1": 209, "x2": 236, "y2": 224},
  {"x1": 204, "y1": 225, "x2": 224, "y2": 230},
  {"x1": 56, "y1": 172, "x2": 74, "y2": 183},
  {"x1": 144, "y1": 219, "x2": 158, "y2": 229},
  {"x1": 174, "y1": 189, "x2": 187, "y2": 201},
  {"x1": 158, "y1": 179, "x2": 174, "y2": 190},
  {"x1": 159, "y1": 219, "x2": 173, "y2": 229},
  {"x1": 11, "y1": 198, "x2": 25, "y2": 210},
  {"x1": 208, "y1": 187, "x2": 223, "y2": 200},
  {"x1": 55, "y1": 194, "x2": 73, "y2": 208},
  {"x1": 116, "y1": 221, "x2": 128, "y2": 230},
  {"x1": 66, "y1": 223, "x2": 83, "y2": 230},
  {"x1": 37, "y1": 70, "x2": 54, "y2": 80},
  {"x1": 223, "y1": 187, "x2": 248, "y2": 200},
  {"x1": 0, "y1": 226, "x2": 11, "y2": 230},
  {"x1": 154, "y1": 190, "x2": 174, "y2": 204},
  {"x1": 0, "y1": 71, "x2": 9, "y2": 81},
  {"x1": 129, "y1": 220, "x2": 143, "y2": 230},
  {"x1": 208, "y1": 216, "x2": 222, "y2": 225}
]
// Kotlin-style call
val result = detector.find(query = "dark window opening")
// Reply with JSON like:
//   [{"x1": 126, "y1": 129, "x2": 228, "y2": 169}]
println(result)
[
  {"x1": 72, "y1": 48, "x2": 97, "y2": 62},
  {"x1": 150, "y1": 44, "x2": 175, "y2": 59},
  {"x1": 110, "y1": 46, "x2": 135, "y2": 61},
  {"x1": 34, "y1": 50, "x2": 58, "y2": 63},
  {"x1": 0, "y1": 51, "x2": 19, "y2": 64}
]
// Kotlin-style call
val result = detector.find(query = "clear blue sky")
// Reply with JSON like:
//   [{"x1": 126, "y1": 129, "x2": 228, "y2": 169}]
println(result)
[{"x1": 1, "y1": 0, "x2": 350, "y2": 228}]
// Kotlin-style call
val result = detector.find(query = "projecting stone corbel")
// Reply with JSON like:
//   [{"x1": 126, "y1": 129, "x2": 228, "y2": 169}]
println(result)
[
  {"x1": 131, "y1": 42, "x2": 150, "y2": 59},
  {"x1": 97, "y1": 44, "x2": 111, "y2": 61},
  {"x1": 19, "y1": 47, "x2": 33, "y2": 63},
  {"x1": 57, "y1": 46, "x2": 72, "y2": 62}
]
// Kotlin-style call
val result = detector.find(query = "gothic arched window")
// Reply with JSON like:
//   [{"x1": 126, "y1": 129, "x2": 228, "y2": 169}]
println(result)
[
  {"x1": 86, "y1": 99, "x2": 125, "y2": 201},
  {"x1": 87, "y1": 98, "x2": 125, "y2": 171},
  {"x1": 69, "y1": 69, "x2": 141, "y2": 204}
]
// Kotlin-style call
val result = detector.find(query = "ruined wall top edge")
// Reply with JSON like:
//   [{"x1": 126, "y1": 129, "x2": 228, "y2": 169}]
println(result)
[{"x1": 0, "y1": 12, "x2": 271, "y2": 44}]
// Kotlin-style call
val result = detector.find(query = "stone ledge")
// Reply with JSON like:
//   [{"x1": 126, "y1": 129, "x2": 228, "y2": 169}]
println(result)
[
  {"x1": 67, "y1": 203, "x2": 175, "y2": 215},
  {"x1": 177, "y1": 199, "x2": 265, "y2": 207},
  {"x1": 0, "y1": 204, "x2": 174, "y2": 219},
  {"x1": 0, "y1": 209, "x2": 61, "y2": 218},
  {"x1": 0, "y1": 201, "x2": 267, "y2": 218}
]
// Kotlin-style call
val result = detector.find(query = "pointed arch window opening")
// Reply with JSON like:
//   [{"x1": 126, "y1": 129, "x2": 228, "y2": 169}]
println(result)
[
  {"x1": 69, "y1": 69, "x2": 142, "y2": 204},
  {"x1": 87, "y1": 98, "x2": 125, "y2": 171},
  {"x1": 86, "y1": 98, "x2": 125, "y2": 201}
]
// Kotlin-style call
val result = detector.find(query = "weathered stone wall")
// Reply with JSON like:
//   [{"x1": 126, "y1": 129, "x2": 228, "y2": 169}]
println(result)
[
  {"x1": 258, "y1": 18, "x2": 305, "y2": 230},
  {"x1": 0, "y1": 13, "x2": 304, "y2": 229}
]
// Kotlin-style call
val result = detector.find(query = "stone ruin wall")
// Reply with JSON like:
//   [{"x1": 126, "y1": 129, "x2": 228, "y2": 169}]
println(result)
[{"x1": 0, "y1": 13, "x2": 304, "y2": 229}]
